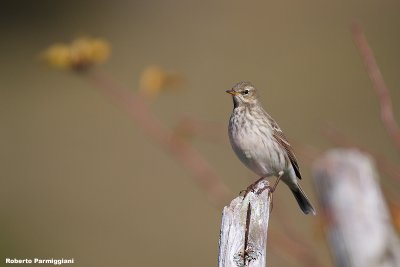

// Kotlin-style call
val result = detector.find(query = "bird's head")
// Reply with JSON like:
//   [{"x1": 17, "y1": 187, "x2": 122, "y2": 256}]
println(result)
[{"x1": 226, "y1": 81, "x2": 260, "y2": 108}]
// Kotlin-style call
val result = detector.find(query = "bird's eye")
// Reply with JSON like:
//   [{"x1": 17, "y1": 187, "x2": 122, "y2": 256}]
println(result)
[{"x1": 242, "y1": 90, "x2": 249, "y2": 95}]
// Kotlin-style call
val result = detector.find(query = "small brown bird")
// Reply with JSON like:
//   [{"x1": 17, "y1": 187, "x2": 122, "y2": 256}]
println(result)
[{"x1": 226, "y1": 81, "x2": 316, "y2": 215}]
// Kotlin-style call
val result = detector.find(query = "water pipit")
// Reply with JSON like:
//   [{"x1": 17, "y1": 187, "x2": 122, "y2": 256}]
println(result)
[{"x1": 226, "y1": 81, "x2": 316, "y2": 215}]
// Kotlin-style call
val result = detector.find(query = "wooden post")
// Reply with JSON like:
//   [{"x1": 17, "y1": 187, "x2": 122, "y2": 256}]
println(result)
[
  {"x1": 218, "y1": 180, "x2": 271, "y2": 267},
  {"x1": 312, "y1": 149, "x2": 400, "y2": 267}
]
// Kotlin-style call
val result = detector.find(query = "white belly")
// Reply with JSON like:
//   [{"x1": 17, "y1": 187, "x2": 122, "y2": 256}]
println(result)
[{"x1": 228, "y1": 119, "x2": 287, "y2": 177}]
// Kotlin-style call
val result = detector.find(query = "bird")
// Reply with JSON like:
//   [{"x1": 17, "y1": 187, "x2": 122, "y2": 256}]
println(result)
[{"x1": 226, "y1": 81, "x2": 316, "y2": 215}]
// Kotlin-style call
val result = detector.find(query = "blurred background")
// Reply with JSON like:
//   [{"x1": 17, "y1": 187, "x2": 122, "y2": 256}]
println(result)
[{"x1": 0, "y1": 1, "x2": 399, "y2": 266}]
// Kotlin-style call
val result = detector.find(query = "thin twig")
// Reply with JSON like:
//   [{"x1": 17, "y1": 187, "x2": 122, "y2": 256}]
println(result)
[
  {"x1": 84, "y1": 69, "x2": 232, "y2": 207},
  {"x1": 351, "y1": 22, "x2": 400, "y2": 151},
  {"x1": 173, "y1": 117, "x2": 227, "y2": 143}
]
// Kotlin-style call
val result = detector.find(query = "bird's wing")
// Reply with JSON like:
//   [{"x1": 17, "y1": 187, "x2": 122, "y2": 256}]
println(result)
[{"x1": 270, "y1": 120, "x2": 302, "y2": 180}]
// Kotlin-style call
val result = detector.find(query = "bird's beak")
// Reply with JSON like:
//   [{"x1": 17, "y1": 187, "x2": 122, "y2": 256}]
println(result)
[{"x1": 226, "y1": 89, "x2": 239, "y2": 96}]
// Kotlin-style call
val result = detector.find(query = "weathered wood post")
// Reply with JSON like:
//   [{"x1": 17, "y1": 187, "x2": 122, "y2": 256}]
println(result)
[
  {"x1": 218, "y1": 180, "x2": 271, "y2": 267},
  {"x1": 312, "y1": 149, "x2": 400, "y2": 267}
]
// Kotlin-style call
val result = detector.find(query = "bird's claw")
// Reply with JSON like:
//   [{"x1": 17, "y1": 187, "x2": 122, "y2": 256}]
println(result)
[
  {"x1": 240, "y1": 184, "x2": 256, "y2": 199},
  {"x1": 240, "y1": 177, "x2": 267, "y2": 199},
  {"x1": 239, "y1": 189, "x2": 247, "y2": 197},
  {"x1": 240, "y1": 180, "x2": 275, "y2": 213},
  {"x1": 265, "y1": 186, "x2": 274, "y2": 213}
]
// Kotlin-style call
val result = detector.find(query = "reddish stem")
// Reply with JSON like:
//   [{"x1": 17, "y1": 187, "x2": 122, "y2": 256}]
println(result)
[
  {"x1": 351, "y1": 22, "x2": 400, "y2": 152},
  {"x1": 85, "y1": 70, "x2": 231, "y2": 207}
]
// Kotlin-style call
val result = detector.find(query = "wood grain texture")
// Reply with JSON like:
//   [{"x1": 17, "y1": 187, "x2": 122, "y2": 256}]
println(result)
[{"x1": 219, "y1": 180, "x2": 271, "y2": 267}]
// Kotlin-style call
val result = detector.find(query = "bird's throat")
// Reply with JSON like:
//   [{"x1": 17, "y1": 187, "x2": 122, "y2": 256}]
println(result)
[{"x1": 232, "y1": 97, "x2": 240, "y2": 109}]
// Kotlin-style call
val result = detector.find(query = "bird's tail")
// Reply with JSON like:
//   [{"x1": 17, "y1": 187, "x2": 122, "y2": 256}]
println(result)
[{"x1": 290, "y1": 184, "x2": 316, "y2": 215}]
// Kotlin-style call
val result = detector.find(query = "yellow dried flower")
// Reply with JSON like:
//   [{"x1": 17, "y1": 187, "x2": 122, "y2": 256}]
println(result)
[
  {"x1": 42, "y1": 37, "x2": 110, "y2": 71},
  {"x1": 42, "y1": 44, "x2": 71, "y2": 69},
  {"x1": 139, "y1": 66, "x2": 183, "y2": 98}
]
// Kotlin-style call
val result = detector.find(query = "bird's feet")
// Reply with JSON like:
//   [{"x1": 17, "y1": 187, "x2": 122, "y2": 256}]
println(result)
[
  {"x1": 239, "y1": 176, "x2": 267, "y2": 198},
  {"x1": 240, "y1": 171, "x2": 284, "y2": 213},
  {"x1": 266, "y1": 171, "x2": 284, "y2": 213}
]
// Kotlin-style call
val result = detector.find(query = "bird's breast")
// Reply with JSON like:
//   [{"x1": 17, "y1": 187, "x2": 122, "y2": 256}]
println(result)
[{"x1": 228, "y1": 109, "x2": 287, "y2": 177}]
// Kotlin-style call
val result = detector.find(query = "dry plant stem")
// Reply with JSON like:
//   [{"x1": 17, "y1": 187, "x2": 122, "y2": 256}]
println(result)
[
  {"x1": 351, "y1": 22, "x2": 400, "y2": 151},
  {"x1": 174, "y1": 117, "x2": 227, "y2": 143},
  {"x1": 85, "y1": 69, "x2": 231, "y2": 207}
]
